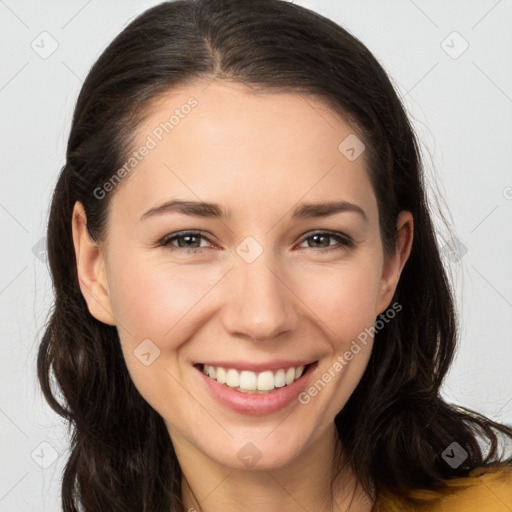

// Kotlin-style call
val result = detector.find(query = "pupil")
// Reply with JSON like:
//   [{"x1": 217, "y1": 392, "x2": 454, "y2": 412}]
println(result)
[
  {"x1": 180, "y1": 235, "x2": 198, "y2": 248},
  {"x1": 311, "y1": 235, "x2": 328, "y2": 248}
]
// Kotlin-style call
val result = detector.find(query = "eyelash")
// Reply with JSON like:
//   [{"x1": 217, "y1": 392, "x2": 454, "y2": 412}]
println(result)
[{"x1": 157, "y1": 230, "x2": 354, "y2": 254}]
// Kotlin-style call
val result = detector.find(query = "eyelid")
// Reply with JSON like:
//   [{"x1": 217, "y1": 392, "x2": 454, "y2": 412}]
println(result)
[
  {"x1": 297, "y1": 230, "x2": 354, "y2": 250},
  {"x1": 158, "y1": 230, "x2": 216, "y2": 250},
  {"x1": 157, "y1": 229, "x2": 354, "y2": 254}
]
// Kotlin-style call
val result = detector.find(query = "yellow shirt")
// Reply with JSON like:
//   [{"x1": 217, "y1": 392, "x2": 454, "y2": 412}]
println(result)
[{"x1": 373, "y1": 465, "x2": 512, "y2": 511}]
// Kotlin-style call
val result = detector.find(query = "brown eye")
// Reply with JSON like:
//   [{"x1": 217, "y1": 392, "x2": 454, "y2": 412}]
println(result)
[
  {"x1": 298, "y1": 231, "x2": 353, "y2": 252},
  {"x1": 159, "y1": 231, "x2": 213, "y2": 252}
]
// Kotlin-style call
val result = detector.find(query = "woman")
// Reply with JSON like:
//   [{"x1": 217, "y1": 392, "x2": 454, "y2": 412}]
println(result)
[{"x1": 38, "y1": 0, "x2": 512, "y2": 510}]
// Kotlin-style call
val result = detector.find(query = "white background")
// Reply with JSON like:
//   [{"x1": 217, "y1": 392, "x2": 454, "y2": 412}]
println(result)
[{"x1": 1, "y1": 0, "x2": 511, "y2": 510}]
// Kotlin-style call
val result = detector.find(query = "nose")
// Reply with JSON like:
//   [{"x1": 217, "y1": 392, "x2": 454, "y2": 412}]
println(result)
[{"x1": 221, "y1": 250, "x2": 298, "y2": 342}]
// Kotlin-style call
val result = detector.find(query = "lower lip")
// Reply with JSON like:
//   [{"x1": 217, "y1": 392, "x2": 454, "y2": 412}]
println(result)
[{"x1": 196, "y1": 363, "x2": 317, "y2": 416}]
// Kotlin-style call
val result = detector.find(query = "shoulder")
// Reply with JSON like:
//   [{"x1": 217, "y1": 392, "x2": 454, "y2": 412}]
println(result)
[{"x1": 374, "y1": 464, "x2": 512, "y2": 512}]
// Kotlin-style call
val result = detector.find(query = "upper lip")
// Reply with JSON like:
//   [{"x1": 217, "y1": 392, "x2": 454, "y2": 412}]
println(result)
[{"x1": 196, "y1": 360, "x2": 316, "y2": 373}]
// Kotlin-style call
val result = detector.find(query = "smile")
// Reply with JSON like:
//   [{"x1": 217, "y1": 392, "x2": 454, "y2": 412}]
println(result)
[
  {"x1": 200, "y1": 363, "x2": 309, "y2": 394},
  {"x1": 194, "y1": 360, "x2": 318, "y2": 415}
]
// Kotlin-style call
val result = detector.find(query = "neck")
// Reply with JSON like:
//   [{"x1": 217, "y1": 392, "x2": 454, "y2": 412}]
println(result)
[{"x1": 178, "y1": 424, "x2": 375, "y2": 512}]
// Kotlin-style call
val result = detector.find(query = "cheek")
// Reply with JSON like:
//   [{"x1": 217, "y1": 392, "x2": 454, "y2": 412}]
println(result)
[
  {"x1": 296, "y1": 262, "x2": 381, "y2": 406},
  {"x1": 105, "y1": 256, "x2": 224, "y2": 407},
  {"x1": 105, "y1": 247, "x2": 383, "y2": 433},
  {"x1": 294, "y1": 256, "x2": 383, "y2": 338},
  {"x1": 107, "y1": 245, "x2": 384, "y2": 354},
  {"x1": 107, "y1": 255, "x2": 225, "y2": 342}
]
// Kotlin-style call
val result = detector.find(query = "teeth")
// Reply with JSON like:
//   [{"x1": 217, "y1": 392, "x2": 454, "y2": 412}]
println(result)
[
  {"x1": 274, "y1": 369, "x2": 286, "y2": 388},
  {"x1": 202, "y1": 364, "x2": 307, "y2": 393},
  {"x1": 225, "y1": 369, "x2": 240, "y2": 388},
  {"x1": 257, "y1": 370, "x2": 274, "y2": 391},
  {"x1": 216, "y1": 367, "x2": 226, "y2": 384},
  {"x1": 239, "y1": 371, "x2": 257, "y2": 391}
]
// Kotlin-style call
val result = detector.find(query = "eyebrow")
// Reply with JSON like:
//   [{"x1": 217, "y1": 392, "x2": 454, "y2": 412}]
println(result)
[{"x1": 140, "y1": 199, "x2": 368, "y2": 222}]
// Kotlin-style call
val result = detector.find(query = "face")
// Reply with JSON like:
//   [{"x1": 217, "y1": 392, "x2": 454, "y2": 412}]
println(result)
[{"x1": 73, "y1": 81, "x2": 412, "y2": 472}]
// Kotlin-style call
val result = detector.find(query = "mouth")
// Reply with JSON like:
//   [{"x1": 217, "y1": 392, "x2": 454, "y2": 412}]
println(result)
[{"x1": 194, "y1": 362, "x2": 317, "y2": 394}]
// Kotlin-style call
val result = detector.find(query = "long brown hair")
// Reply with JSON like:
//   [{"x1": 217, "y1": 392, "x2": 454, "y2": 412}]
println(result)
[{"x1": 38, "y1": 0, "x2": 512, "y2": 510}]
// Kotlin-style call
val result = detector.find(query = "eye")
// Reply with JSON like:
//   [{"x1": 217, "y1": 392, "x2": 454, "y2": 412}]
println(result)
[
  {"x1": 157, "y1": 230, "x2": 354, "y2": 255},
  {"x1": 297, "y1": 231, "x2": 354, "y2": 253},
  {"x1": 158, "y1": 231, "x2": 214, "y2": 253}
]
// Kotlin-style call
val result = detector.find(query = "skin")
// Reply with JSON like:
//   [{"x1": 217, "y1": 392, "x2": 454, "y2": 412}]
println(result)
[{"x1": 72, "y1": 80, "x2": 413, "y2": 512}]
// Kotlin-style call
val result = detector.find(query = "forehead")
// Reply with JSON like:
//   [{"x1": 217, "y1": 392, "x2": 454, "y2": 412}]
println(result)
[
  {"x1": 108, "y1": 80, "x2": 376, "y2": 223},
  {"x1": 144, "y1": 80, "x2": 356, "y2": 150}
]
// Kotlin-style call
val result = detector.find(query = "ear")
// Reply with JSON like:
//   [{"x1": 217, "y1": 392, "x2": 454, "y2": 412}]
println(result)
[
  {"x1": 375, "y1": 210, "x2": 414, "y2": 316},
  {"x1": 71, "y1": 201, "x2": 116, "y2": 326}
]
